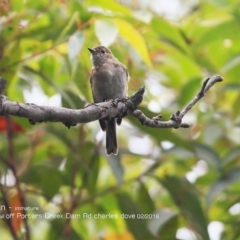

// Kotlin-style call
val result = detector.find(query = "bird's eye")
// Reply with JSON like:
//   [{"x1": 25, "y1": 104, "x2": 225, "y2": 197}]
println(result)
[{"x1": 101, "y1": 50, "x2": 105, "y2": 54}]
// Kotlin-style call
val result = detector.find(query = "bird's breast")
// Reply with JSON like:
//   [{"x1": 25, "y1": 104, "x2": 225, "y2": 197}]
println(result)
[{"x1": 91, "y1": 65, "x2": 127, "y2": 102}]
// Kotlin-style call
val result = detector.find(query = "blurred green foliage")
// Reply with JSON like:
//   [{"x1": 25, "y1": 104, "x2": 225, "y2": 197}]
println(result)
[{"x1": 0, "y1": 0, "x2": 240, "y2": 239}]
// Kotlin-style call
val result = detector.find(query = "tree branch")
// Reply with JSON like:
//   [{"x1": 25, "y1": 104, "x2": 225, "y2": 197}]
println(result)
[
  {"x1": 130, "y1": 75, "x2": 223, "y2": 129},
  {"x1": 0, "y1": 76, "x2": 223, "y2": 129}
]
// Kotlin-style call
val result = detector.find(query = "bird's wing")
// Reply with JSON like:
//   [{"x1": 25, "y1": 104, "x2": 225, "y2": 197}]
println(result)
[{"x1": 113, "y1": 61, "x2": 130, "y2": 82}]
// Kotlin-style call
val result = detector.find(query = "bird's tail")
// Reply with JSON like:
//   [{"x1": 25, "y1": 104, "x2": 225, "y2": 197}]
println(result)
[{"x1": 106, "y1": 118, "x2": 118, "y2": 155}]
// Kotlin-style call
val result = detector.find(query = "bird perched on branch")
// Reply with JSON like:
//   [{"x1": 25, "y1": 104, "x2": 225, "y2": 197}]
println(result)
[{"x1": 88, "y1": 46, "x2": 130, "y2": 155}]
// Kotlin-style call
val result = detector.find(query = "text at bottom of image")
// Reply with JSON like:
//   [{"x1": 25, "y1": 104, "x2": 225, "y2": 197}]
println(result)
[{"x1": 0, "y1": 212, "x2": 161, "y2": 220}]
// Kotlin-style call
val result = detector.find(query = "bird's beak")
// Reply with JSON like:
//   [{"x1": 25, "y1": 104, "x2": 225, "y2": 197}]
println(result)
[{"x1": 88, "y1": 48, "x2": 95, "y2": 54}]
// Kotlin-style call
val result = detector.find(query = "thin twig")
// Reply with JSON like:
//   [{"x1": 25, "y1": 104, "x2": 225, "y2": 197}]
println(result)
[
  {"x1": 179, "y1": 75, "x2": 223, "y2": 119},
  {"x1": 130, "y1": 75, "x2": 223, "y2": 129}
]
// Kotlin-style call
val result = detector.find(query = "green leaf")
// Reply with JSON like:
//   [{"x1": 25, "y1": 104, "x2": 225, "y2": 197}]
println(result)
[
  {"x1": 193, "y1": 20, "x2": 240, "y2": 49},
  {"x1": 116, "y1": 193, "x2": 153, "y2": 240},
  {"x1": 221, "y1": 55, "x2": 240, "y2": 74},
  {"x1": 46, "y1": 124, "x2": 76, "y2": 148},
  {"x1": 0, "y1": 42, "x2": 22, "y2": 83},
  {"x1": 71, "y1": 61, "x2": 92, "y2": 102},
  {"x1": 68, "y1": 31, "x2": 85, "y2": 61},
  {"x1": 61, "y1": 89, "x2": 85, "y2": 109},
  {"x1": 88, "y1": 0, "x2": 131, "y2": 15},
  {"x1": 74, "y1": 2, "x2": 92, "y2": 22},
  {"x1": 56, "y1": 12, "x2": 79, "y2": 44},
  {"x1": 166, "y1": 146, "x2": 194, "y2": 159},
  {"x1": 137, "y1": 182, "x2": 155, "y2": 214},
  {"x1": 23, "y1": 165, "x2": 64, "y2": 197},
  {"x1": 158, "y1": 213, "x2": 179, "y2": 240},
  {"x1": 20, "y1": 0, "x2": 49, "y2": 11},
  {"x1": 192, "y1": 142, "x2": 220, "y2": 169},
  {"x1": 221, "y1": 83, "x2": 240, "y2": 91},
  {"x1": 49, "y1": 220, "x2": 83, "y2": 240},
  {"x1": 106, "y1": 155, "x2": 124, "y2": 184},
  {"x1": 151, "y1": 18, "x2": 189, "y2": 53},
  {"x1": 80, "y1": 142, "x2": 100, "y2": 194},
  {"x1": 19, "y1": 20, "x2": 74, "y2": 42},
  {"x1": 23, "y1": 66, "x2": 78, "y2": 108},
  {"x1": 113, "y1": 19, "x2": 152, "y2": 67},
  {"x1": 11, "y1": 0, "x2": 25, "y2": 11},
  {"x1": 178, "y1": 77, "x2": 202, "y2": 107},
  {"x1": 95, "y1": 19, "x2": 118, "y2": 46},
  {"x1": 148, "y1": 209, "x2": 178, "y2": 239},
  {"x1": 158, "y1": 176, "x2": 210, "y2": 240},
  {"x1": 48, "y1": 218, "x2": 73, "y2": 240},
  {"x1": 222, "y1": 147, "x2": 240, "y2": 167},
  {"x1": 206, "y1": 167, "x2": 240, "y2": 208}
]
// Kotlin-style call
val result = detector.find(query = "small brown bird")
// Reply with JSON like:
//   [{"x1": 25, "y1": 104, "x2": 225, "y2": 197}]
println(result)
[{"x1": 88, "y1": 46, "x2": 130, "y2": 155}]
